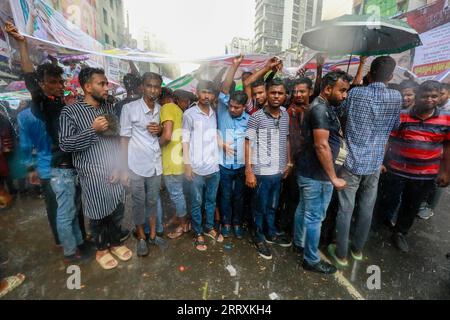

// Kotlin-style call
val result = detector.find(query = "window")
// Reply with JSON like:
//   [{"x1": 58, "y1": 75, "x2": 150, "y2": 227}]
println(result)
[
  {"x1": 111, "y1": 18, "x2": 115, "y2": 32},
  {"x1": 113, "y1": 40, "x2": 117, "y2": 47},
  {"x1": 110, "y1": 0, "x2": 114, "y2": 9},
  {"x1": 105, "y1": 33, "x2": 110, "y2": 44},
  {"x1": 103, "y1": 8, "x2": 108, "y2": 25}
]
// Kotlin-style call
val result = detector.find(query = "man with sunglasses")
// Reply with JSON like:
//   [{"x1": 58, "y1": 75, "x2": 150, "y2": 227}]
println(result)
[{"x1": 245, "y1": 78, "x2": 292, "y2": 260}]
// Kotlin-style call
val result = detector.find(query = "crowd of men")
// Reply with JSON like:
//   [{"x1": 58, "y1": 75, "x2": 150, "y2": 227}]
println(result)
[{"x1": 0, "y1": 20, "x2": 449, "y2": 296}]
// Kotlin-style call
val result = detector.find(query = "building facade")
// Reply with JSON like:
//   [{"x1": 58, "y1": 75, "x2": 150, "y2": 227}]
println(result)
[
  {"x1": 254, "y1": 0, "x2": 323, "y2": 55},
  {"x1": 353, "y1": 0, "x2": 435, "y2": 17},
  {"x1": 50, "y1": 0, "x2": 125, "y2": 48},
  {"x1": 226, "y1": 37, "x2": 254, "y2": 54}
]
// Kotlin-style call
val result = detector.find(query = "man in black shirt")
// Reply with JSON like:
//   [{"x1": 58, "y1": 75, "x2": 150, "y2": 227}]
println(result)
[
  {"x1": 6, "y1": 22, "x2": 88, "y2": 263},
  {"x1": 293, "y1": 71, "x2": 351, "y2": 274}
]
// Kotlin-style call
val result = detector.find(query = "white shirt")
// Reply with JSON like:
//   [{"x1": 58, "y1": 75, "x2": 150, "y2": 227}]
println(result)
[
  {"x1": 120, "y1": 98, "x2": 162, "y2": 177},
  {"x1": 182, "y1": 104, "x2": 219, "y2": 176}
]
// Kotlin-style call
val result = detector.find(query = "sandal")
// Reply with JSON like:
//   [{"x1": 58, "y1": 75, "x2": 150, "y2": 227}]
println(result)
[
  {"x1": 194, "y1": 236, "x2": 207, "y2": 251},
  {"x1": 96, "y1": 253, "x2": 118, "y2": 270},
  {"x1": 167, "y1": 226, "x2": 184, "y2": 239},
  {"x1": 183, "y1": 221, "x2": 192, "y2": 233},
  {"x1": 204, "y1": 229, "x2": 224, "y2": 243},
  {"x1": 0, "y1": 273, "x2": 25, "y2": 298},
  {"x1": 110, "y1": 246, "x2": 132, "y2": 262}
]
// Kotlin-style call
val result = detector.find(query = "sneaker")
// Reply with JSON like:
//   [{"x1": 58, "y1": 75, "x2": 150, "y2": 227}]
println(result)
[
  {"x1": 292, "y1": 244, "x2": 304, "y2": 257},
  {"x1": 255, "y1": 242, "x2": 272, "y2": 260},
  {"x1": 350, "y1": 247, "x2": 363, "y2": 261},
  {"x1": 63, "y1": 251, "x2": 82, "y2": 264},
  {"x1": 392, "y1": 232, "x2": 409, "y2": 253},
  {"x1": 148, "y1": 236, "x2": 169, "y2": 250},
  {"x1": 222, "y1": 225, "x2": 231, "y2": 238},
  {"x1": 136, "y1": 239, "x2": 149, "y2": 257},
  {"x1": 233, "y1": 225, "x2": 244, "y2": 239},
  {"x1": 302, "y1": 260, "x2": 337, "y2": 274},
  {"x1": 265, "y1": 235, "x2": 292, "y2": 247},
  {"x1": 132, "y1": 228, "x2": 150, "y2": 241},
  {"x1": 417, "y1": 207, "x2": 434, "y2": 220},
  {"x1": 327, "y1": 244, "x2": 349, "y2": 268}
]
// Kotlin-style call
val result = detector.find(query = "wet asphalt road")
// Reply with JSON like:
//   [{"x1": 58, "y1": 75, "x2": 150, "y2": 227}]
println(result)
[{"x1": 0, "y1": 187, "x2": 449, "y2": 300}]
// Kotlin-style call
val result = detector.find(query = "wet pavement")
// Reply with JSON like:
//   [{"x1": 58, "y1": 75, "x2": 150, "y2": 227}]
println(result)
[{"x1": 1, "y1": 187, "x2": 449, "y2": 300}]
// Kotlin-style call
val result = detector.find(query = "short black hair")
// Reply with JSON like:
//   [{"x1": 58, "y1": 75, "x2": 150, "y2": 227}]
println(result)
[
  {"x1": 78, "y1": 67, "x2": 105, "y2": 89},
  {"x1": 230, "y1": 91, "x2": 248, "y2": 106},
  {"x1": 36, "y1": 63, "x2": 64, "y2": 82},
  {"x1": 251, "y1": 79, "x2": 265, "y2": 89},
  {"x1": 417, "y1": 80, "x2": 442, "y2": 95},
  {"x1": 399, "y1": 80, "x2": 418, "y2": 92},
  {"x1": 141, "y1": 72, "x2": 163, "y2": 85},
  {"x1": 196, "y1": 80, "x2": 215, "y2": 93},
  {"x1": 370, "y1": 56, "x2": 396, "y2": 82},
  {"x1": 291, "y1": 77, "x2": 313, "y2": 90},
  {"x1": 321, "y1": 71, "x2": 353, "y2": 91},
  {"x1": 441, "y1": 83, "x2": 450, "y2": 91},
  {"x1": 173, "y1": 89, "x2": 192, "y2": 101},
  {"x1": 160, "y1": 87, "x2": 174, "y2": 100},
  {"x1": 266, "y1": 78, "x2": 286, "y2": 91},
  {"x1": 123, "y1": 73, "x2": 142, "y2": 92}
]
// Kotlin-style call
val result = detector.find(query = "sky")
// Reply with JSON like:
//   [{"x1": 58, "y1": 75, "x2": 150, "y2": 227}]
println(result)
[{"x1": 123, "y1": 0, "x2": 255, "y2": 58}]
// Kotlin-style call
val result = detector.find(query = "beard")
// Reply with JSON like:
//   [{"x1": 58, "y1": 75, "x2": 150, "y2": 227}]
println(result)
[{"x1": 92, "y1": 92, "x2": 106, "y2": 104}]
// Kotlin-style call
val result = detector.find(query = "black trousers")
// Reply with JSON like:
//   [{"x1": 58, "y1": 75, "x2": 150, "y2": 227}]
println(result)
[
  {"x1": 277, "y1": 173, "x2": 299, "y2": 236},
  {"x1": 89, "y1": 203, "x2": 124, "y2": 251},
  {"x1": 378, "y1": 172, "x2": 434, "y2": 235},
  {"x1": 41, "y1": 179, "x2": 60, "y2": 245}
]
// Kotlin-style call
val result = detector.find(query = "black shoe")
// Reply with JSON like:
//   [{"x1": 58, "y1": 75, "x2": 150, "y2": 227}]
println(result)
[
  {"x1": 392, "y1": 232, "x2": 409, "y2": 253},
  {"x1": 293, "y1": 244, "x2": 304, "y2": 257},
  {"x1": 77, "y1": 241, "x2": 95, "y2": 257},
  {"x1": 302, "y1": 260, "x2": 337, "y2": 274},
  {"x1": 255, "y1": 242, "x2": 272, "y2": 260},
  {"x1": 265, "y1": 235, "x2": 292, "y2": 247},
  {"x1": 120, "y1": 228, "x2": 131, "y2": 242}
]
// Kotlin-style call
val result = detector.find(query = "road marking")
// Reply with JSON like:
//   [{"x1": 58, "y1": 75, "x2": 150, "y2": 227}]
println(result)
[{"x1": 320, "y1": 252, "x2": 365, "y2": 300}]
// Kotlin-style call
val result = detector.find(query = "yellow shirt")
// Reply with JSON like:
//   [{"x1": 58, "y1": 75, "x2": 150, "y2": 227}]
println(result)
[{"x1": 160, "y1": 103, "x2": 184, "y2": 175}]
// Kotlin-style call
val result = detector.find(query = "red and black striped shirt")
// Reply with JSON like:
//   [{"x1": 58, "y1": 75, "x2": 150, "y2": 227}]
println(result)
[{"x1": 387, "y1": 107, "x2": 450, "y2": 180}]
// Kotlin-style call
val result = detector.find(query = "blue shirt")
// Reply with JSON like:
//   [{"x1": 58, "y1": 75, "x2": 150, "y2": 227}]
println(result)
[
  {"x1": 217, "y1": 93, "x2": 250, "y2": 170},
  {"x1": 341, "y1": 82, "x2": 402, "y2": 175},
  {"x1": 17, "y1": 106, "x2": 53, "y2": 179}
]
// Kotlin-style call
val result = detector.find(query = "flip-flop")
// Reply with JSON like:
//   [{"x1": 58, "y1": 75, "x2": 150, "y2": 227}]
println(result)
[
  {"x1": 167, "y1": 226, "x2": 184, "y2": 239},
  {"x1": 194, "y1": 237, "x2": 207, "y2": 251},
  {"x1": 204, "y1": 229, "x2": 224, "y2": 243},
  {"x1": 110, "y1": 246, "x2": 132, "y2": 262},
  {"x1": 96, "y1": 253, "x2": 118, "y2": 270},
  {"x1": 0, "y1": 273, "x2": 25, "y2": 298}
]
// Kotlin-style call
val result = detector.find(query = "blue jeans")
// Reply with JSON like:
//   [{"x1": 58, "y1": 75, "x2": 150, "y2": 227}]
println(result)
[
  {"x1": 219, "y1": 166, "x2": 245, "y2": 226},
  {"x1": 51, "y1": 168, "x2": 83, "y2": 256},
  {"x1": 294, "y1": 175, "x2": 333, "y2": 265},
  {"x1": 252, "y1": 174, "x2": 282, "y2": 243},
  {"x1": 190, "y1": 172, "x2": 220, "y2": 236},
  {"x1": 164, "y1": 175, "x2": 187, "y2": 218}
]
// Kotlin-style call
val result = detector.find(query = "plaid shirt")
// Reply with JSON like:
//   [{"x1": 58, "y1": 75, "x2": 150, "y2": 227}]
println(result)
[{"x1": 342, "y1": 82, "x2": 402, "y2": 175}]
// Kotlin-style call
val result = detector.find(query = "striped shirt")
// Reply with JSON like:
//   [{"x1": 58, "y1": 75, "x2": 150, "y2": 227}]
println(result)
[
  {"x1": 246, "y1": 107, "x2": 289, "y2": 176},
  {"x1": 59, "y1": 101, "x2": 125, "y2": 220},
  {"x1": 386, "y1": 107, "x2": 450, "y2": 180}
]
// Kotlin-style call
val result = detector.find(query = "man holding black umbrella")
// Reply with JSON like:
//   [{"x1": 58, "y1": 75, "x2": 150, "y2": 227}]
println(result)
[{"x1": 328, "y1": 56, "x2": 403, "y2": 268}]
